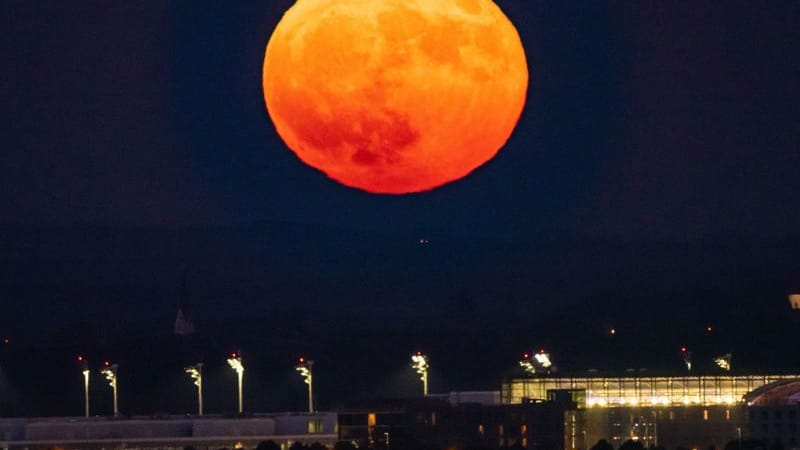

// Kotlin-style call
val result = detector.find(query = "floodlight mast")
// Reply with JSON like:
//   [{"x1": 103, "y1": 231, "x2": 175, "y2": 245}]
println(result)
[
  {"x1": 185, "y1": 363, "x2": 203, "y2": 416},
  {"x1": 681, "y1": 347, "x2": 692, "y2": 372},
  {"x1": 519, "y1": 353, "x2": 536, "y2": 375},
  {"x1": 520, "y1": 349, "x2": 554, "y2": 375},
  {"x1": 715, "y1": 354, "x2": 732, "y2": 372},
  {"x1": 295, "y1": 358, "x2": 314, "y2": 413},
  {"x1": 227, "y1": 352, "x2": 244, "y2": 414},
  {"x1": 411, "y1": 352, "x2": 429, "y2": 397},
  {"x1": 77, "y1": 356, "x2": 90, "y2": 417},
  {"x1": 100, "y1": 362, "x2": 119, "y2": 417}
]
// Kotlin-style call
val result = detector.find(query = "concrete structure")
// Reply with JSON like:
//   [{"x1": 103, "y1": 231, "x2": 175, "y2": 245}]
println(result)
[
  {"x1": 337, "y1": 395, "x2": 567, "y2": 450},
  {"x1": 503, "y1": 374, "x2": 800, "y2": 450},
  {"x1": 0, "y1": 413, "x2": 337, "y2": 450},
  {"x1": 745, "y1": 379, "x2": 800, "y2": 449}
]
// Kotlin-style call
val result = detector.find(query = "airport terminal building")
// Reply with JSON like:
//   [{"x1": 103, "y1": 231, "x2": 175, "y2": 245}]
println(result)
[{"x1": 502, "y1": 374, "x2": 800, "y2": 450}]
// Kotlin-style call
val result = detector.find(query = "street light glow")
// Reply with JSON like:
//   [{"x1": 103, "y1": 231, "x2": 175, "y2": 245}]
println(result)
[
  {"x1": 100, "y1": 363, "x2": 119, "y2": 417},
  {"x1": 520, "y1": 349, "x2": 554, "y2": 375},
  {"x1": 519, "y1": 353, "x2": 536, "y2": 375},
  {"x1": 227, "y1": 352, "x2": 244, "y2": 414},
  {"x1": 77, "y1": 355, "x2": 90, "y2": 417},
  {"x1": 534, "y1": 351, "x2": 552, "y2": 368},
  {"x1": 715, "y1": 354, "x2": 732, "y2": 372},
  {"x1": 681, "y1": 347, "x2": 692, "y2": 372},
  {"x1": 411, "y1": 352, "x2": 429, "y2": 397},
  {"x1": 295, "y1": 358, "x2": 314, "y2": 412},
  {"x1": 185, "y1": 363, "x2": 203, "y2": 416}
]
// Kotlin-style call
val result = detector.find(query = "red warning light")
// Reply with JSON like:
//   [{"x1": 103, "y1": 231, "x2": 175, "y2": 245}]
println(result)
[
  {"x1": 104, "y1": 360, "x2": 110, "y2": 366},
  {"x1": 299, "y1": 357, "x2": 304, "y2": 363},
  {"x1": 681, "y1": 347, "x2": 687, "y2": 353},
  {"x1": 523, "y1": 353, "x2": 529, "y2": 359},
  {"x1": 231, "y1": 352, "x2": 237, "y2": 358},
  {"x1": 77, "y1": 355, "x2": 83, "y2": 362}
]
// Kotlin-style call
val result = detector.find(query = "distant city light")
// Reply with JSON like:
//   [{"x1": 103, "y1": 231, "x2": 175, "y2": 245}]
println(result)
[
  {"x1": 411, "y1": 352, "x2": 429, "y2": 397},
  {"x1": 610, "y1": 328, "x2": 616, "y2": 335}
]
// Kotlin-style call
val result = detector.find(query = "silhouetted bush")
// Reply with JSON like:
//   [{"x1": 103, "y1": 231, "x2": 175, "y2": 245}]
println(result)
[
  {"x1": 591, "y1": 440, "x2": 615, "y2": 450},
  {"x1": 257, "y1": 441, "x2": 281, "y2": 450}
]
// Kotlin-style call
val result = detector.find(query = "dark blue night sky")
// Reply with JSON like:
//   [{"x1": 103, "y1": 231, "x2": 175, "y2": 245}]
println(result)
[
  {"x1": 1, "y1": 1, "x2": 800, "y2": 416},
  {"x1": 2, "y1": 1, "x2": 798, "y2": 239}
]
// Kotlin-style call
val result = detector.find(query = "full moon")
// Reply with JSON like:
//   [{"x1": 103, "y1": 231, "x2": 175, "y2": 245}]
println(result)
[{"x1": 263, "y1": 0, "x2": 528, "y2": 194}]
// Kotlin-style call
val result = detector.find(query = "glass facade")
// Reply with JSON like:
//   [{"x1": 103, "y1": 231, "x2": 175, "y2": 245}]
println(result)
[{"x1": 502, "y1": 375, "x2": 800, "y2": 407}]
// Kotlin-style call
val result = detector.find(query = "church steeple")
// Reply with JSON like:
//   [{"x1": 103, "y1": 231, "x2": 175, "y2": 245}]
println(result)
[{"x1": 174, "y1": 275, "x2": 195, "y2": 337}]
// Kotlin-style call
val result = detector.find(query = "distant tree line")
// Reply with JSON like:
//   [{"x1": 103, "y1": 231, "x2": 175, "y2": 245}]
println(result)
[{"x1": 183, "y1": 437, "x2": 788, "y2": 450}]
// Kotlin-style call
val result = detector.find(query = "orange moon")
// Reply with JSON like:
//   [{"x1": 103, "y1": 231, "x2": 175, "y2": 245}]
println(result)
[{"x1": 263, "y1": 0, "x2": 529, "y2": 194}]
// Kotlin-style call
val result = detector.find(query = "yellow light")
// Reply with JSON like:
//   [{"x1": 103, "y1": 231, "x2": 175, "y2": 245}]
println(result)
[{"x1": 227, "y1": 357, "x2": 244, "y2": 374}]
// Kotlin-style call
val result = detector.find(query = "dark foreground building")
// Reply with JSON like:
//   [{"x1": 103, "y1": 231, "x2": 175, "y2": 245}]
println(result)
[
  {"x1": 745, "y1": 379, "x2": 800, "y2": 449},
  {"x1": 0, "y1": 413, "x2": 337, "y2": 450},
  {"x1": 337, "y1": 392, "x2": 568, "y2": 450}
]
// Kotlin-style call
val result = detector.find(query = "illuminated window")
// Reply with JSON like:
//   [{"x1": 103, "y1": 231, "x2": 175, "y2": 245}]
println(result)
[
  {"x1": 499, "y1": 425, "x2": 504, "y2": 436},
  {"x1": 478, "y1": 424, "x2": 485, "y2": 435},
  {"x1": 726, "y1": 409, "x2": 731, "y2": 420},
  {"x1": 703, "y1": 410, "x2": 708, "y2": 420},
  {"x1": 521, "y1": 424, "x2": 527, "y2": 435},
  {"x1": 368, "y1": 413, "x2": 376, "y2": 427},
  {"x1": 308, "y1": 419, "x2": 324, "y2": 434}
]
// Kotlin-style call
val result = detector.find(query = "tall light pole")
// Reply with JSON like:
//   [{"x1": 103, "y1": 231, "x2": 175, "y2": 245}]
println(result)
[
  {"x1": 519, "y1": 352, "x2": 536, "y2": 375},
  {"x1": 520, "y1": 349, "x2": 554, "y2": 375},
  {"x1": 295, "y1": 357, "x2": 314, "y2": 412},
  {"x1": 227, "y1": 352, "x2": 244, "y2": 414},
  {"x1": 101, "y1": 361, "x2": 118, "y2": 417},
  {"x1": 411, "y1": 352, "x2": 429, "y2": 397},
  {"x1": 681, "y1": 347, "x2": 692, "y2": 372},
  {"x1": 77, "y1": 355, "x2": 90, "y2": 417},
  {"x1": 185, "y1": 363, "x2": 203, "y2": 416}
]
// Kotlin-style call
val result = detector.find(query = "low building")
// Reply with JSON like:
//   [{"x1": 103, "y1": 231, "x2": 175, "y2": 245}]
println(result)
[
  {"x1": 745, "y1": 379, "x2": 800, "y2": 449},
  {"x1": 0, "y1": 412, "x2": 337, "y2": 450},
  {"x1": 503, "y1": 374, "x2": 800, "y2": 450},
  {"x1": 337, "y1": 394, "x2": 568, "y2": 450}
]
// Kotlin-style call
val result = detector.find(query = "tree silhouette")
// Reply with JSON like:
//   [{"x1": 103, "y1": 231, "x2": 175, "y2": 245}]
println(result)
[
  {"x1": 591, "y1": 440, "x2": 615, "y2": 450},
  {"x1": 256, "y1": 441, "x2": 281, "y2": 450}
]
